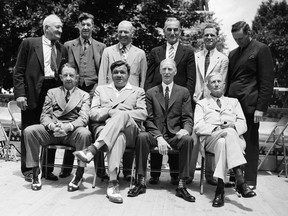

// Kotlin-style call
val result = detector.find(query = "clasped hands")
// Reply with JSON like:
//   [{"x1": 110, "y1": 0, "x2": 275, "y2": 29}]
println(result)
[
  {"x1": 156, "y1": 129, "x2": 189, "y2": 155},
  {"x1": 49, "y1": 122, "x2": 72, "y2": 137},
  {"x1": 213, "y1": 121, "x2": 235, "y2": 133}
]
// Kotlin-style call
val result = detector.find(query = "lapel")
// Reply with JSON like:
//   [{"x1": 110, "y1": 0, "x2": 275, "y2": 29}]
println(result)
[
  {"x1": 157, "y1": 44, "x2": 166, "y2": 61},
  {"x1": 206, "y1": 96, "x2": 221, "y2": 112},
  {"x1": 53, "y1": 87, "x2": 66, "y2": 117},
  {"x1": 168, "y1": 84, "x2": 178, "y2": 110},
  {"x1": 111, "y1": 86, "x2": 135, "y2": 108},
  {"x1": 71, "y1": 38, "x2": 81, "y2": 67},
  {"x1": 126, "y1": 45, "x2": 137, "y2": 66},
  {"x1": 206, "y1": 49, "x2": 220, "y2": 76},
  {"x1": 155, "y1": 85, "x2": 165, "y2": 111},
  {"x1": 174, "y1": 44, "x2": 185, "y2": 66},
  {"x1": 196, "y1": 51, "x2": 205, "y2": 79},
  {"x1": 34, "y1": 37, "x2": 44, "y2": 72},
  {"x1": 110, "y1": 44, "x2": 122, "y2": 63},
  {"x1": 92, "y1": 39, "x2": 101, "y2": 69}
]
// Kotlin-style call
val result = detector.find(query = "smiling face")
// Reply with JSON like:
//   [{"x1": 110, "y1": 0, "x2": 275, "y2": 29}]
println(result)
[
  {"x1": 207, "y1": 73, "x2": 225, "y2": 98},
  {"x1": 160, "y1": 59, "x2": 177, "y2": 85},
  {"x1": 44, "y1": 15, "x2": 63, "y2": 42},
  {"x1": 164, "y1": 20, "x2": 181, "y2": 45},
  {"x1": 203, "y1": 27, "x2": 217, "y2": 50},
  {"x1": 232, "y1": 28, "x2": 251, "y2": 48},
  {"x1": 60, "y1": 66, "x2": 79, "y2": 91},
  {"x1": 117, "y1": 21, "x2": 133, "y2": 46},
  {"x1": 79, "y1": 18, "x2": 93, "y2": 40},
  {"x1": 112, "y1": 64, "x2": 130, "y2": 90}
]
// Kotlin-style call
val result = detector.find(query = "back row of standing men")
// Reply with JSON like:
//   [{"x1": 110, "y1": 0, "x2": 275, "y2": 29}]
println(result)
[{"x1": 13, "y1": 12, "x2": 274, "y2": 204}]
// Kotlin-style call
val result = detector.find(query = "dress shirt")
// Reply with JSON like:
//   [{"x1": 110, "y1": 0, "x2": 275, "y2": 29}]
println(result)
[
  {"x1": 166, "y1": 41, "x2": 179, "y2": 59},
  {"x1": 162, "y1": 82, "x2": 174, "y2": 98},
  {"x1": 107, "y1": 82, "x2": 133, "y2": 98},
  {"x1": 43, "y1": 36, "x2": 57, "y2": 78},
  {"x1": 80, "y1": 37, "x2": 92, "y2": 50}
]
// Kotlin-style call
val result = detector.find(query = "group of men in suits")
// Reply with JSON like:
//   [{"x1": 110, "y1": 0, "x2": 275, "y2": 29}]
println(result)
[{"x1": 13, "y1": 11, "x2": 274, "y2": 207}]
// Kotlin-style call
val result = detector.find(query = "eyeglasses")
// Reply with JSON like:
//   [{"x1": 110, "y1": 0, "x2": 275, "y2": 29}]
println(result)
[{"x1": 204, "y1": 34, "x2": 216, "y2": 37}]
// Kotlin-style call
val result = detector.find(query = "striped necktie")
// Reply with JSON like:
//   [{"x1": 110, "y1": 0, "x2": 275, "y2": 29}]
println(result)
[
  {"x1": 65, "y1": 90, "x2": 70, "y2": 103},
  {"x1": 168, "y1": 45, "x2": 175, "y2": 59},
  {"x1": 216, "y1": 98, "x2": 221, "y2": 108},
  {"x1": 50, "y1": 45, "x2": 57, "y2": 72}
]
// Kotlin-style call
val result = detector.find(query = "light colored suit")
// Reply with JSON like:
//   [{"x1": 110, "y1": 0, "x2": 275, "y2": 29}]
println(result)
[
  {"x1": 24, "y1": 87, "x2": 91, "y2": 167},
  {"x1": 98, "y1": 43, "x2": 147, "y2": 88},
  {"x1": 64, "y1": 38, "x2": 106, "y2": 87},
  {"x1": 194, "y1": 48, "x2": 228, "y2": 102},
  {"x1": 194, "y1": 96, "x2": 247, "y2": 181},
  {"x1": 90, "y1": 83, "x2": 147, "y2": 172}
]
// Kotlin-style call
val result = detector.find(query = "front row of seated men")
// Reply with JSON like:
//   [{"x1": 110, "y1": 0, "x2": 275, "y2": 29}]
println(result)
[{"x1": 24, "y1": 59, "x2": 256, "y2": 207}]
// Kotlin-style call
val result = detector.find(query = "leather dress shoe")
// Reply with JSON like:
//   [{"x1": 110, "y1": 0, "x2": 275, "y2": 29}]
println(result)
[
  {"x1": 73, "y1": 149, "x2": 94, "y2": 163},
  {"x1": 106, "y1": 182, "x2": 123, "y2": 204},
  {"x1": 31, "y1": 168, "x2": 42, "y2": 191},
  {"x1": 43, "y1": 172, "x2": 58, "y2": 181},
  {"x1": 212, "y1": 190, "x2": 224, "y2": 207},
  {"x1": 170, "y1": 177, "x2": 179, "y2": 185},
  {"x1": 206, "y1": 178, "x2": 218, "y2": 186},
  {"x1": 176, "y1": 187, "x2": 196, "y2": 202},
  {"x1": 59, "y1": 171, "x2": 71, "y2": 178},
  {"x1": 68, "y1": 176, "x2": 83, "y2": 192},
  {"x1": 127, "y1": 183, "x2": 146, "y2": 197},
  {"x1": 237, "y1": 183, "x2": 256, "y2": 198},
  {"x1": 24, "y1": 173, "x2": 33, "y2": 182},
  {"x1": 149, "y1": 177, "x2": 159, "y2": 185}
]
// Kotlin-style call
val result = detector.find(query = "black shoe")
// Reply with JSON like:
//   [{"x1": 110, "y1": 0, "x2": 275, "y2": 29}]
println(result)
[
  {"x1": 67, "y1": 176, "x2": 83, "y2": 192},
  {"x1": 175, "y1": 187, "x2": 196, "y2": 202},
  {"x1": 149, "y1": 177, "x2": 159, "y2": 185},
  {"x1": 31, "y1": 167, "x2": 41, "y2": 191},
  {"x1": 124, "y1": 174, "x2": 135, "y2": 182},
  {"x1": 24, "y1": 173, "x2": 33, "y2": 182},
  {"x1": 236, "y1": 183, "x2": 256, "y2": 198},
  {"x1": 127, "y1": 183, "x2": 147, "y2": 197},
  {"x1": 212, "y1": 190, "x2": 224, "y2": 207},
  {"x1": 224, "y1": 182, "x2": 235, "y2": 188},
  {"x1": 43, "y1": 172, "x2": 58, "y2": 181},
  {"x1": 170, "y1": 177, "x2": 179, "y2": 185},
  {"x1": 59, "y1": 171, "x2": 71, "y2": 178},
  {"x1": 206, "y1": 178, "x2": 218, "y2": 186}
]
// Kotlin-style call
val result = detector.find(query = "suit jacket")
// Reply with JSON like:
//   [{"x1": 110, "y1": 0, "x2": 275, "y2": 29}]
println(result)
[
  {"x1": 40, "y1": 86, "x2": 90, "y2": 129},
  {"x1": 14, "y1": 37, "x2": 68, "y2": 109},
  {"x1": 98, "y1": 43, "x2": 147, "y2": 88},
  {"x1": 144, "y1": 44, "x2": 196, "y2": 98},
  {"x1": 227, "y1": 39, "x2": 274, "y2": 114},
  {"x1": 64, "y1": 38, "x2": 106, "y2": 86},
  {"x1": 145, "y1": 84, "x2": 193, "y2": 138},
  {"x1": 90, "y1": 83, "x2": 147, "y2": 128},
  {"x1": 194, "y1": 96, "x2": 247, "y2": 155},
  {"x1": 194, "y1": 48, "x2": 228, "y2": 102}
]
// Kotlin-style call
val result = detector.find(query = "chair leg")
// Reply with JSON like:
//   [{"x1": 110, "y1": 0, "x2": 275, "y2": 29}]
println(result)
[
  {"x1": 92, "y1": 152, "x2": 99, "y2": 188},
  {"x1": 200, "y1": 156, "x2": 205, "y2": 195}
]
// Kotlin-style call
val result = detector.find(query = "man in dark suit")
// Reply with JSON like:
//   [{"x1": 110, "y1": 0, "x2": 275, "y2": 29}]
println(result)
[
  {"x1": 144, "y1": 17, "x2": 196, "y2": 185},
  {"x1": 128, "y1": 58, "x2": 195, "y2": 202},
  {"x1": 227, "y1": 21, "x2": 274, "y2": 189},
  {"x1": 13, "y1": 14, "x2": 68, "y2": 182},
  {"x1": 62, "y1": 12, "x2": 106, "y2": 179},
  {"x1": 23, "y1": 63, "x2": 91, "y2": 191}
]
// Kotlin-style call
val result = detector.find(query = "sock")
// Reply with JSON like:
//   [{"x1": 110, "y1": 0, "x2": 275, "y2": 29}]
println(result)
[
  {"x1": 108, "y1": 180, "x2": 118, "y2": 187},
  {"x1": 138, "y1": 175, "x2": 145, "y2": 185},
  {"x1": 178, "y1": 178, "x2": 186, "y2": 189},
  {"x1": 233, "y1": 166, "x2": 245, "y2": 186},
  {"x1": 87, "y1": 145, "x2": 97, "y2": 155},
  {"x1": 75, "y1": 167, "x2": 84, "y2": 180},
  {"x1": 216, "y1": 178, "x2": 225, "y2": 194}
]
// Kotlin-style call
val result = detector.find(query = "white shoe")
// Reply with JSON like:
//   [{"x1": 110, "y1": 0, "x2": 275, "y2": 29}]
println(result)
[{"x1": 106, "y1": 183, "x2": 123, "y2": 203}]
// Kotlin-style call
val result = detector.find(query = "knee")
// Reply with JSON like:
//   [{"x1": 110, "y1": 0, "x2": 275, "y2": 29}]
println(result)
[
  {"x1": 118, "y1": 132, "x2": 126, "y2": 145},
  {"x1": 113, "y1": 112, "x2": 130, "y2": 122},
  {"x1": 75, "y1": 127, "x2": 92, "y2": 140},
  {"x1": 216, "y1": 137, "x2": 226, "y2": 149},
  {"x1": 181, "y1": 135, "x2": 194, "y2": 148}
]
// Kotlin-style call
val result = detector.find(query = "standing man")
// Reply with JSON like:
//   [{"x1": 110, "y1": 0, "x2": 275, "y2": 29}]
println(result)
[
  {"x1": 74, "y1": 60, "x2": 147, "y2": 204},
  {"x1": 128, "y1": 59, "x2": 195, "y2": 202},
  {"x1": 24, "y1": 63, "x2": 91, "y2": 192},
  {"x1": 227, "y1": 21, "x2": 274, "y2": 189},
  {"x1": 144, "y1": 17, "x2": 196, "y2": 184},
  {"x1": 62, "y1": 12, "x2": 106, "y2": 179},
  {"x1": 13, "y1": 14, "x2": 68, "y2": 182},
  {"x1": 192, "y1": 24, "x2": 229, "y2": 185},
  {"x1": 98, "y1": 20, "x2": 147, "y2": 180}
]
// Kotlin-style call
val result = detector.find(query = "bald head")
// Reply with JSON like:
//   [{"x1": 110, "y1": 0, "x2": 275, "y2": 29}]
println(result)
[
  {"x1": 117, "y1": 20, "x2": 134, "y2": 45},
  {"x1": 42, "y1": 14, "x2": 63, "y2": 42}
]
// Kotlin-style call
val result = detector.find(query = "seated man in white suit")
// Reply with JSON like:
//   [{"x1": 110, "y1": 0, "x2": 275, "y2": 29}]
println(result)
[
  {"x1": 74, "y1": 60, "x2": 147, "y2": 204},
  {"x1": 23, "y1": 63, "x2": 92, "y2": 192},
  {"x1": 194, "y1": 73, "x2": 256, "y2": 207}
]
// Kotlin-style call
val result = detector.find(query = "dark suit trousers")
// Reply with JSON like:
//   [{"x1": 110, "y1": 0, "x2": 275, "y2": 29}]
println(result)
[
  {"x1": 243, "y1": 113, "x2": 260, "y2": 186},
  {"x1": 135, "y1": 132, "x2": 193, "y2": 179},
  {"x1": 21, "y1": 79, "x2": 58, "y2": 175}
]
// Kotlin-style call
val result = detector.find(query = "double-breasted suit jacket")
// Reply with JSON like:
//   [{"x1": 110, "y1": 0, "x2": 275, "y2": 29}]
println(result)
[
  {"x1": 194, "y1": 49, "x2": 228, "y2": 102},
  {"x1": 14, "y1": 37, "x2": 68, "y2": 109},
  {"x1": 144, "y1": 44, "x2": 196, "y2": 99},
  {"x1": 98, "y1": 44, "x2": 147, "y2": 88},
  {"x1": 64, "y1": 38, "x2": 106, "y2": 87}
]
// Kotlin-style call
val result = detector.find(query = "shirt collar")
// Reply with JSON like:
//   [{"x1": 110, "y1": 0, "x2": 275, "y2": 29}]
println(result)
[
  {"x1": 204, "y1": 47, "x2": 216, "y2": 56},
  {"x1": 80, "y1": 37, "x2": 92, "y2": 45},
  {"x1": 119, "y1": 43, "x2": 132, "y2": 51},
  {"x1": 42, "y1": 35, "x2": 54, "y2": 47},
  {"x1": 210, "y1": 94, "x2": 224, "y2": 101},
  {"x1": 167, "y1": 41, "x2": 179, "y2": 50},
  {"x1": 108, "y1": 82, "x2": 133, "y2": 92},
  {"x1": 63, "y1": 86, "x2": 76, "y2": 94},
  {"x1": 162, "y1": 81, "x2": 174, "y2": 92}
]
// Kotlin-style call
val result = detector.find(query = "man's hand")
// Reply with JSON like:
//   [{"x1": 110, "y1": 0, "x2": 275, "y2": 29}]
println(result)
[
  {"x1": 108, "y1": 109, "x2": 125, "y2": 117},
  {"x1": 220, "y1": 121, "x2": 235, "y2": 129},
  {"x1": 16, "y1": 97, "x2": 28, "y2": 111},
  {"x1": 254, "y1": 110, "x2": 264, "y2": 123},
  {"x1": 176, "y1": 129, "x2": 189, "y2": 139},
  {"x1": 156, "y1": 136, "x2": 172, "y2": 155}
]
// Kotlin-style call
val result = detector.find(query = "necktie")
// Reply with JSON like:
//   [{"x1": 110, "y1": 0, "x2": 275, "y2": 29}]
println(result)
[
  {"x1": 121, "y1": 45, "x2": 127, "y2": 61},
  {"x1": 165, "y1": 86, "x2": 169, "y2": 111},
  {"x1": 50, "y1": 45, "x2": 57, "y2": 72},
  {"x1": 216, "y1": 98, "x2": 221, "y2": 108},
  {"x1": 168, "y1": 45, "x2": 174, "y2": 59},
  {"x1": 65, "y1": 90, "x2": 70, "y2": 103},
  {"x1": 204, "y1": 50, "x2": 210, "y2": 77},
  {"x1": 84, "y1": 39, "x2": 89, "y2": 51}
]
